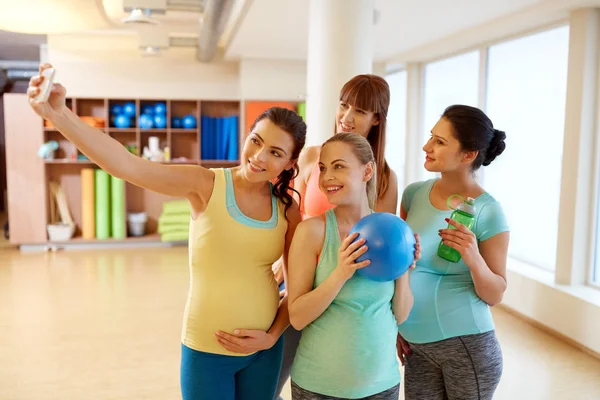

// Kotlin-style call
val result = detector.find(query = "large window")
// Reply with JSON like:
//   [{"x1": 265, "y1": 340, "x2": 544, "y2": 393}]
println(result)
[
  {"x1": 483, "y1": 26, "x2": 570, "y2": 270},
  {"x1": 422, "y1": 50, "x2": 480, "y2": 179},
  {"x1": 385, "y1": 69, "x2": 407, "y2": 205}
]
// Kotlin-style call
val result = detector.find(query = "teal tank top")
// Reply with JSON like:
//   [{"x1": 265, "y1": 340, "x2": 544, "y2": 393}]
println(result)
[
  {"x1": 291, "y1": 209, "x2": 400, "y2": 398},
  {"x1": 398, "y1": 179, "x2": 510, "y2": 344}
]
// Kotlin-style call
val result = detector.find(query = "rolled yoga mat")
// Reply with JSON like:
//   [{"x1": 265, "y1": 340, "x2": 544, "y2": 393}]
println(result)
[
  {"x1": 297, "y1": 102, "x2": 306, "y2": 121},
  {"x1": 81, "y1": 168, "x2": 96, "y2": 239},
  {"x1": 94, "y1": 169, "x2": 111, "y2": 239},
  {"x1": 110, "y1": 175, "x2": 126, "y2": 239}
]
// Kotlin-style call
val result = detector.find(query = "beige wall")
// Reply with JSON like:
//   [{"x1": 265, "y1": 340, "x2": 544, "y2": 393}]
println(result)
[{"x1": 47, "y1": 34, "x2": 386, "y2": 102}]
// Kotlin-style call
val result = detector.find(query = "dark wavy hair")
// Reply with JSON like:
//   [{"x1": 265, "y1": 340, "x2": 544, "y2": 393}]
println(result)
[
  {"x1": 442, "y1": 105, "x2": 506, "y2": 170},
  {"x1": 249, "y1": 107, "x2": 306, "y2": 219}
]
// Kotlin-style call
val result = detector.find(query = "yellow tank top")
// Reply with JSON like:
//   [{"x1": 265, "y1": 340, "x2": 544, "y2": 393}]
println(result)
[{"x1": 181, "y1": 168, "x2": 288, "y2": 356}]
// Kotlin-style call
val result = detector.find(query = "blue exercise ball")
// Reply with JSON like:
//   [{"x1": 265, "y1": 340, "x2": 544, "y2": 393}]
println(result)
[
  {"x1": 122, "y1": 102, "x2": 136, "y2": 117},
  {"x1": 110, "y1": 104, "x2": 123, "y2": 116},
  {"x1": 114, "y1": 115, "x2": 131, "y2": 129},
  {"x1": 349, "y1": 212, "x2": 416, "y2": 282},
  {"x1": 139, "y1": 114, "x2": 154, "y2": 130},
  {"x1": 171, "y1": 116, "x2": 182, "y2": 129},
  {"x1": 154, "y1": 102, "x2": 167, "y2": 115},
  {"x1": 154, "y1": 114, "x2": 167, "y2": 129},
  {"x1": 182, "y1": 114, "x2": 197, "y2": 129},
  {"x1": 142, "y1": 105, "x2": 154, "y2": 115}
]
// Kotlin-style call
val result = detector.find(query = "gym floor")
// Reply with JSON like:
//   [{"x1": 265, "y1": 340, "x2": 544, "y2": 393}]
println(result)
[{"x1": 1, "y1": 245, "x2": 599, "y2": 399}]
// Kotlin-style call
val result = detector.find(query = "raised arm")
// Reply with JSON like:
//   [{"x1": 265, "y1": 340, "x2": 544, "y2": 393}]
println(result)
[{"x1": 28, "y1": 64, "x2": 214, "y2": 203}]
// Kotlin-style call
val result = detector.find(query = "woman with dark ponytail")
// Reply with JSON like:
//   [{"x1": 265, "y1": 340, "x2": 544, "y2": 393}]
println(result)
[
  {"x1": 28, "y1": 66, "x2": 305, "y2": 400},
  {"x1": 397, "y1": 104, "x2": 509, "y2": 400}
]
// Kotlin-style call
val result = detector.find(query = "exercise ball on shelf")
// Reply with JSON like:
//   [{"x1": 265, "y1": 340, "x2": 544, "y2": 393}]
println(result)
[
  {"x1": 122, "y1": 102, "x2": 136, "y2": 117},
  {"x1": 154, "y1": 102, "x2": 167, "y2": 115},
  {"x1": 114, "y1": 115, "x2": 131, "y2": 129},
  {"x1": 139, "y1": 114, "x2": 154, "y2": 130},
  {"x1": 154, "y1": 114, "x2": 167, "y2": 129},
  {"x1": 142, "y1": 105, "x2": 154, "y2": 115},
  {"x1": 182, "y1": 114, "x2": 197, "y2": 129},
  {"x1": 171, "y1": 116, "x2": 182, "y2": 129},
  {"x1": 110, "y1": 104, "x2": 123, "y2": 116}
]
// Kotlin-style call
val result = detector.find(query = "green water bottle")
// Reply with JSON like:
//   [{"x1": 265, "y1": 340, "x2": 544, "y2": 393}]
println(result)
[{"x1": 437, "y1": 195, "x2": 477, "y2": 263}]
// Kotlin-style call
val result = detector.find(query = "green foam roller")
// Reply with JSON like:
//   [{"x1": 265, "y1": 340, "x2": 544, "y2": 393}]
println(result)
[
  {"x1": 297, "y1": 102, "x2": 306, "y2": 121},
  {"x1": 111, "y1": 175, "x2": 126, "y2": 239},
  {"x1": 94, "y1": 169, "x2": 111, "y2": 239}
]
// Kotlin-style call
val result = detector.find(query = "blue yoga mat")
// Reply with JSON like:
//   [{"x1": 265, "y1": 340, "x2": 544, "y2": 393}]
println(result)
[{"x1": 201, "y1": 115, "x2": 239, "y2": 160}]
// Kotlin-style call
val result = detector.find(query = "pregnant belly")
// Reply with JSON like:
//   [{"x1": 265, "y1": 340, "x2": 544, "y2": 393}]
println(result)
[
  {"x1": 182, "y1": 275, "x2": 280, "y2": 356},
  {"x1": 295, "y1": 308, "x2": 398, "y2": 387}
]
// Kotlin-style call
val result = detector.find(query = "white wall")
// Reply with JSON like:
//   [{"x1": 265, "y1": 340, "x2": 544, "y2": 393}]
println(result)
[{"x1": 47, "y1": 33, "x2": 390, "y2": 102}]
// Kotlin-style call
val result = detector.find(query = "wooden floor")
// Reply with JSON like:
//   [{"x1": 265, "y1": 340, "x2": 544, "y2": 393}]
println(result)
[{"x1": 1, "y1": 246, "x2": 600, "y2": 400}]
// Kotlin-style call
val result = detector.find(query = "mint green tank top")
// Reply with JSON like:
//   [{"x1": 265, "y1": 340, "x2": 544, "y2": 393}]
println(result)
[{"x1": 290, "y1": 209, "x2": 400, "y2": 398}]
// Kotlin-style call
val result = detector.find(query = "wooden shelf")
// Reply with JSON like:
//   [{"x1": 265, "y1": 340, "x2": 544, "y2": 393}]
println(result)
[
  {"x1": 201, "y1": 160, "x2": 240, "y2": 167},
  {"x1": 161, "y1": 159, "x2": 199, "y2": 165},
  {"x1": 108, "y1": 128, "x2": 136, "y2": 133},
  {"x1": 45, "y1": 159, "x2": 94, "y2": 165},
  {"x1": 170, "y1": 129, "x2": 198, "y2": 134},
  {"x1": 6, "y1": 94, "x2": 303, "y2": 248}
]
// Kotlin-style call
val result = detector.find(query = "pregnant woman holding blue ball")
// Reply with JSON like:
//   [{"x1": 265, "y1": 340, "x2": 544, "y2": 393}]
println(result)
[
  {"x1": 398, "y1": 104, "x2": 510, "y2": 400},
  {"x1": 287, "y1": 132, "x2": 420, "y2": 400}
]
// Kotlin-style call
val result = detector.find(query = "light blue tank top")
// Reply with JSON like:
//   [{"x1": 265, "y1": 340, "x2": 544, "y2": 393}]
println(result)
[
  {"x1": 398, "y1": 179, "x2": 509, "y2": 344},
  {"x1": 223, "y1": 168, "x2": 278, "y2": 228},
  {"x1": 291, "y1": 209, "x2": 400, "y2": 398}
]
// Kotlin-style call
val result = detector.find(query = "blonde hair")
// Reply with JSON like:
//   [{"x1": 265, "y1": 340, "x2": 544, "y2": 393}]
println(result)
[{"x1": 322, "y1": 132, "x2": 377, "y2": 210}]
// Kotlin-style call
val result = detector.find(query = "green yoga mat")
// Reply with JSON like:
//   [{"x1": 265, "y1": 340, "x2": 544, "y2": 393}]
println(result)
[
  {"x1": 111, "y1": 175, "x2": 126, "y2": 239},
  {"x1": 95, "y1": 169, "x2": 111, "y2": 239},
  {"x1": 297, "y1": 102, "x2": 306, "y2": 121}
]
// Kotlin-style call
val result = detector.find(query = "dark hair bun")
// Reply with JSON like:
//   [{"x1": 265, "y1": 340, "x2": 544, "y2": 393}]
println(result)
[{"x1": 483, "y1": 129, "x2": 506, "y2": 166}]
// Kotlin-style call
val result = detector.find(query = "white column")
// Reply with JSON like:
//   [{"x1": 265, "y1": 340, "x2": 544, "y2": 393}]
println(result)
[
  {"x1": 556, "y1": 8, "x2": 600, "y2": 285},
  {"x1": 305, "y1": 0, "x2": 374, "y2": 146},
  {"x1": 404, "y1": 63, "x2": 424, "y2": 186}
]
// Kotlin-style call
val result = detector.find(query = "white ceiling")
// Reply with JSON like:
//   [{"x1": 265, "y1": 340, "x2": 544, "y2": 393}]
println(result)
[
  {"x1": 225, "y1": 0, "x2": 547, "y2": 61},
  {"x1": 0, "y1": 0, "x2": 558, "y2": 63}
]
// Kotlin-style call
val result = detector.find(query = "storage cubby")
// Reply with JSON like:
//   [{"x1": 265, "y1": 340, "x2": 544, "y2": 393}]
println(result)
[
  {"x1": 45, "y1": 164, "x2": 87, "y2": 235},
  {"x1": 4, "y1": 93, "x2": 244, "y2": 247},
  {"x1": 170, "y1": 100, "x2": 199, "y2": 131},
  {"x1": 170, "y1": 132, "x2": 198, "y2": 161},
  {"x1": 108, "y1": 99, "x2": 138, "y2": 129},
  {"x1": 140, "y1": 131, "x2": 168, "y2": 159},
  {"x1": 109, "y1": 131, "x2": 138, "y2": 156},
  {"x1": 139, "y1": 100, "x2": 168, "y2": 131},
  {"x1": 44, "y1": 130, "x2": 77, "y2": 160},
  {"x1": 200, "y1": 101, "x2": 241, "y2": 162}
]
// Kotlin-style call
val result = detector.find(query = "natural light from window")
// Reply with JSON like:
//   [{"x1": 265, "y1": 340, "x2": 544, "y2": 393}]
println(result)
[
  {"x1": 483, "y1": 26, "x2": 570, "y2": 271},
  {"x1": 422, "y1": 51, "x2": 480, "y2": 180},
  {"x1": 385, "y1": 69, "x2": 407, "y2": 204}
]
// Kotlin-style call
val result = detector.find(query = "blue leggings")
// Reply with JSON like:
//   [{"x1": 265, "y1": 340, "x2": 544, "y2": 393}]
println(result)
[{"x1": 180, "y1": 336, "x2": 284, "y2": 400}]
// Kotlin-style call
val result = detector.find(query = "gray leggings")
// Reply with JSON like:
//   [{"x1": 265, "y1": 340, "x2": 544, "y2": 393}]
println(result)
[
  {"x1": 404, "y1": 330, "x2": 503, "y2": 400},
  {"x1": 291, "y1": 381, "x2": 400, "y2": 400}
]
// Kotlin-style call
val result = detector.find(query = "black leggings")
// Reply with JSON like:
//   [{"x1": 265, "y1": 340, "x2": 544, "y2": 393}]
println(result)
[{"x1": 404, "y1": 330, "x2": 503, "y2": 400}]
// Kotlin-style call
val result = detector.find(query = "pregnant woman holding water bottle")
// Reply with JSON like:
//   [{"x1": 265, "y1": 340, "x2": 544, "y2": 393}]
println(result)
[{"x1": 397, "y1": 104, "x2": 510, "y2": 400}]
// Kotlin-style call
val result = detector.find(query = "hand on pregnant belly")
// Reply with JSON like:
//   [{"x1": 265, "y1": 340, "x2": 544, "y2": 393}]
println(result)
[{"x1": 215, "y1": 329, "x2": 276, "y2": 354}]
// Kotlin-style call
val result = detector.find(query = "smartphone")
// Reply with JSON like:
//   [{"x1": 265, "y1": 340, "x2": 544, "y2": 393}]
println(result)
[{"x1": 36, "y1": 67, "x2": 56, "y2": 102}]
